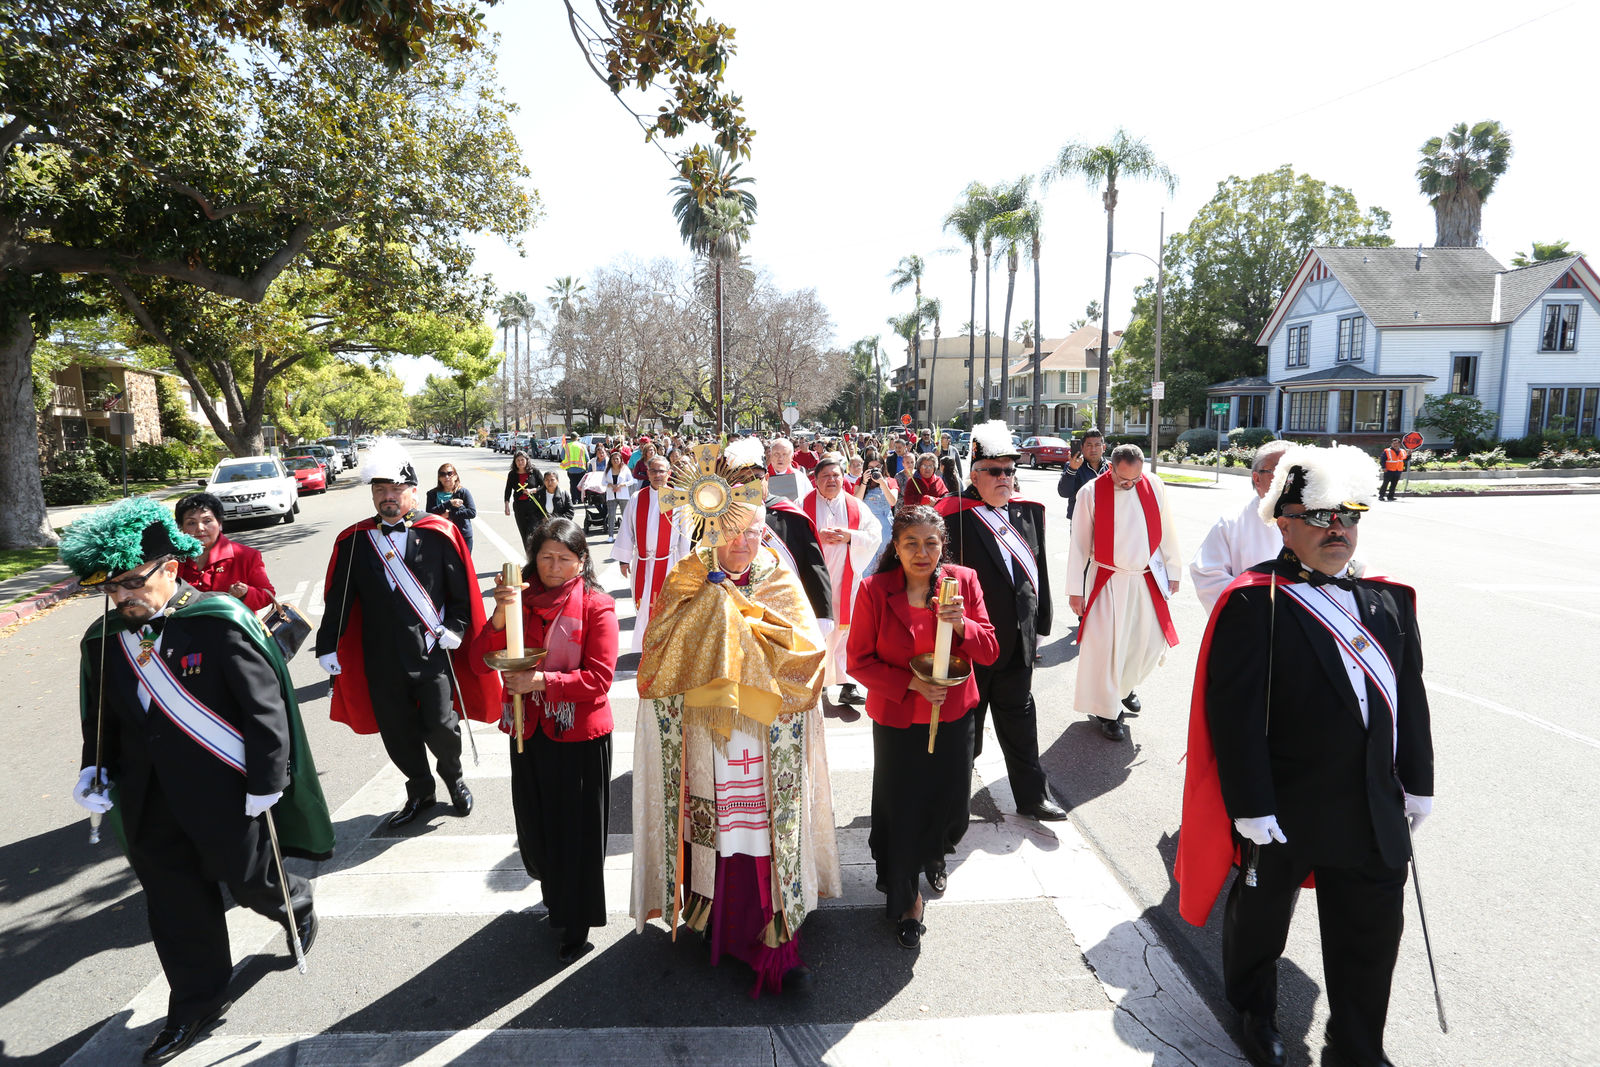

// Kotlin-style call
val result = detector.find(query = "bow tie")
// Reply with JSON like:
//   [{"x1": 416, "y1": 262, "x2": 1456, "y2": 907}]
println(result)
[
  {"x1": 144, "y1": 616, "x2": 166, "y2": 634},
  {"x1": 1304, "y1": 569, "x2": 1357, "y2": 591},
  {"x1": 381, "y1": 523, "x2": 407, "y2": 536}
]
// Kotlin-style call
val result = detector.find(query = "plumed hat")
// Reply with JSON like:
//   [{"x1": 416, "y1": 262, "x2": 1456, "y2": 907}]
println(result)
[
  {"x1": 59, "y1": 497, "x2": 201, "y2": 586},
  {"x1": 720, "y1": 436, "x2": 767, "y2": 482},
  {"x1": 360, "y1": 439, "x2": 419, "y2": 486},
  {"x1": 1258, "y1": 444, "x2": 1379, "y2": 525},
  {"x1": 970, "y1": 420, "x2": 1019, "y2": 462}
]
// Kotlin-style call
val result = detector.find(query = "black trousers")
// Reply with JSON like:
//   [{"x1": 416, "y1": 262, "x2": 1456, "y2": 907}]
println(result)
[
  {"x1": 512, "y1": 499, "x2": 540, "y2": 552},
  {"x1": 510, "y1": 730, "x2": 612, "y2": 933},
  {"x1": 567, "y1": 468, "x2": 584, "y2": 498},
  {"x1": 1223, "y1": 842, "x2": 1408, "y2": 1065},
  {"x1": 365, "y1": 654, "x2": 462, "y2": 800},
  {"x1": 127, "y1": 777, "x2": 312, "y2": 1023},
  {"x1": 870, "y1": 713, "x2": 974, "y2": 919},
  {"x1": 971, "y1": 642, "x2": 1048, "y2": 808},
  {"x1": 1380, "y1": 471, "x2": 1402, "y2": 499}
]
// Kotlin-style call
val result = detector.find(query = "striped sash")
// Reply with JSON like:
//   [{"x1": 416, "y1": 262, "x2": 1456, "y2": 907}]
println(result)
[
  {"x1": 366, "y1": 529, "x2": 442, "y2": 652},
  {"x1": 971, "y1": 505, "x2": 1039, "y2": 591},
  {"x1": 119, "y1": 630, "x2": 246, "y2": 775},
  {"x1": 1280, "y1": 583, "x2": 1398, "y2": 756}
]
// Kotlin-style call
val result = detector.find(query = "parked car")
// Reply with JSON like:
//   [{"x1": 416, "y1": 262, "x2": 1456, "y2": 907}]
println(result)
[
  {"x1": 1019, "y1": 435, "x2": 1073, "y2": 469},
  {"x1": 200, "y1": 456, "x2": 300, "y2": 524},
  {"x1": 282, "y1": 454, "x2": 328, "y2": 494},
  {"x1": 320, "y1": 436, "x2": 358, "y2": 468},
  {"x1": 286, "y1": 443, "x2": 341, "y2": 479}
]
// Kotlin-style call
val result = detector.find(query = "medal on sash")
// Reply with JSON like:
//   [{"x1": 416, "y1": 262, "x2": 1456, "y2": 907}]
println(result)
[{"x1": 137, "y1": 625, "x2": 157, "y2": 665}]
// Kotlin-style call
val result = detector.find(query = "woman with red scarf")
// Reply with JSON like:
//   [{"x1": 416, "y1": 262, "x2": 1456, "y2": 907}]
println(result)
[
  {"x1": 476, "y1": 518, "x2": 618, "y2": 963},
  {"x1": 174, "y1": 492, "x2": 276, "y2": 611},
  {"x1": 899, "y1": 453, "x2": 950, "y2": 509}
]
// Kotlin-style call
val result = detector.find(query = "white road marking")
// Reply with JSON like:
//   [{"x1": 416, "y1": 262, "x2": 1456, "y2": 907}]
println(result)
[{"x1": 1429, "y1": 682, "x2": 1600, "y2": 751}]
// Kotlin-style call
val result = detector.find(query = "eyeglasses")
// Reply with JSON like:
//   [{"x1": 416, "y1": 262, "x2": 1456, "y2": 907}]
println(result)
[
  {"x1": 1285, "y1": 508, "x2": 1363, "y2": 528},
  {"x1": 102, "y1": 557, "x2": 171, "y2": 590},
  {"x1": 441, "y1": 471, "x2": 458, "y2": 477},
  {"x1": 975, "y1": 466, "x2": 1017, "y2": 479}
]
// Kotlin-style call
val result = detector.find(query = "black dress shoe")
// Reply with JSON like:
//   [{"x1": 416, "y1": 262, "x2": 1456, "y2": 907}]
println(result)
[
  {"x1": 1239, "y1": 1010, "x2": 1286, "y2": 1067},
  {"x1": 448, "y1": 780, "x2": 473, "y2": 816},
  {"x1": 388, "y1": 795, "x2": 436, "y2": 828},
  {"x1": 1121, "y1": 691, "x2": 1142, "y2": 715},
  {"x1": 782, "y1": 964, "x2": 814, "y2": 994},
  {"x1": 557, "y1": 926, "x2": 590, "y2": 963},
  {"x1": 837, "y1": 683, "x2": 865, "y2": 706},
  {"x1": 925, "y1": 865, "x2": 948, "y2": 893},
  {"x1": 286, "y1": 906, "x2": 317, "y2": 959},
  {"x1": 896, "y1": 917, "x2": 926, "y2": 949},
  {"x1": 1098, "y1": 713, "x2": 1128, "y2": 742},
  {"x1": 142, "y1": 1000, "x2": 231, "y2": 1064},
  {"x1": 1017, "y1": 796, "x2": 1069, "y2": 821}
]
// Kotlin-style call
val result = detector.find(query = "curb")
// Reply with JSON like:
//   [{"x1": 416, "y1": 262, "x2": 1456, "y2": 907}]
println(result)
[{"x1": 0, "y1": 575, "x2": 82, "y2": 628}]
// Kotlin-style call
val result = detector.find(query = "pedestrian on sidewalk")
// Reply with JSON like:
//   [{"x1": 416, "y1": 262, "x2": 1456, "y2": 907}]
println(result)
[
  {"x1": 426, "y1": 463, "x2": 478, "y2": 556},
  {"x1": 847, "y1": 505, "x2": 998, "y2": 948},
  {"x1": 478, "y1": 518, "x2": 618, "y2": 963},
  {"x1": 1379, "y1": 438, "x2": 1409, "y2": 501},
  {"x1": 316, "y1": 441, "x2": 502, "y2": 829},
  {"x1": 62, "y1": 497, "x2": 332, "y2": 1066},
  {"x1": 1177, "y1": 444, "x2": 1435, "y2": 1067},
  {"x1": 174, "y1": 492, "x2": 277, "y2": 611}
]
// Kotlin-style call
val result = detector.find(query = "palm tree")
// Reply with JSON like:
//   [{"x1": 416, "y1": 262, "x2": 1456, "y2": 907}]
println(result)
[
  {"x1": 671, "y1": 148, "x2": 757, "y2": 434},
  {"x1": 495, "y1": 293, "x2": 520, "y2": 429},
  {"x1": 943, "y1": 186, "x2": 986, "y2": 431},
  {"x1": 921, "y1": 297, "x2": 943, "y2": 429},
  {"x1": 886, "y1": 310, "x2": 920, "y2": 424},
  {"x1": 1511, "y1": 240, "x2": 1580, "y2": 267},
  {"x1": 1417, "y1": 120, "x2": 1512, "y2": 248},
  {"x1": 547, "y1": 276, "x2": 586, "y2": 433},
  {"x1": 889, "y1": 254, "x2": 926, "y2": 421},
  {"x1": 1046, "y1": 129, "x2": 1176, "y2": 429},
  {"x1": 987, "y1": 177, "x2": 1033, "y2": 422}
]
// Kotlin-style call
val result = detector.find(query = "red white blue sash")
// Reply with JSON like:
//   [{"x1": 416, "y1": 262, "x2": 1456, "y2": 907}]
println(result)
[
  {"x1": 971, "y1": 505, "x2": 1039, "y2": 591},
  {"x1": 1280, "y1": 583, "x2": 1398, "y2": 756},
  {"x1": 119, "y1": 630, "x2": 246, "y2": 774},
  {"x1": 366, "y1": 529, "x2": 442, "y2": 652}
]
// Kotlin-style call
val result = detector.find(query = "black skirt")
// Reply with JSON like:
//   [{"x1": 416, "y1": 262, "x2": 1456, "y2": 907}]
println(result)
[
  {"x1": 509, "y1": 729, "x2": 612, "y2": 931},
  {"x1": 869, "y1": 711, "x2": 975, "y2": 919}
]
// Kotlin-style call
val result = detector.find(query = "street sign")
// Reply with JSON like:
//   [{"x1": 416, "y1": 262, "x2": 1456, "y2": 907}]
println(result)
[
  {"x1": 683, "y1": 410, "x2": 695, "y2": 425},
  {"x1": 900, "y1": 414, "x2": 912, "y2": 426},
  {"x1": 1151, "y1": 382, "x2": 1165, "y2": 401},
  {"x1": 1211, "y1": 402, "x2": 1229, "y2": 414},
  {"x1": 782, "y1": 406, "x2": 800, "y2": 426},
  {"x1": 108, "y1": 412, "x2": 136, "y2": 438}
]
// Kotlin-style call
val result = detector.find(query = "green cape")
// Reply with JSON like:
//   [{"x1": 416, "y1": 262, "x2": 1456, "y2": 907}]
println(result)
[{"x1": 79, "y1": 592, "x2": 335, "y2": 861}]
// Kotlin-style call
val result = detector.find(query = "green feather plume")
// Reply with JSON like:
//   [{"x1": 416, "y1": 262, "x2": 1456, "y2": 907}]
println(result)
[{"x1": 58, "y1": 498, "x2": 201, "y2": 581}]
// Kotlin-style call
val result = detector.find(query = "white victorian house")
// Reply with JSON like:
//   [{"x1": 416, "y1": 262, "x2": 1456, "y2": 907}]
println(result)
[{"x1": 1208, "y1": 246, "x2": 1600, "y2": 446}]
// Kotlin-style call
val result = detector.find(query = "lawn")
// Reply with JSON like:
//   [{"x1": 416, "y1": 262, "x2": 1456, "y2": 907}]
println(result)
[
  {"x1": 83, "y1": 478, "x2": 201, "y2": 506},
  {"x1": 1158, "y1": 472, "x2": 1215, "y2": 485},
  {"x1": 0, "y1": 547, "x2": 61, "y2": 584}
]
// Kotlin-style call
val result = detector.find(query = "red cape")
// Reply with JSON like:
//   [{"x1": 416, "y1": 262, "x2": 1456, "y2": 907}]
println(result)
[
  {"x1": 325, "y1": 513, "x2": 503, "y2": 735},
  {"x1": 1174, "y1": 566, "x2": 1414, "y2": 926},
  {"x1": 934, "y1": 493, "x2": 1043, "y2": 518}
]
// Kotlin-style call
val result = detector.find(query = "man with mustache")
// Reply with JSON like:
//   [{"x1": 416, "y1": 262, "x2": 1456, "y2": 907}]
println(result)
[{"x1": 1176, "y1": 445, "x2": 1435, "y2": 1067}]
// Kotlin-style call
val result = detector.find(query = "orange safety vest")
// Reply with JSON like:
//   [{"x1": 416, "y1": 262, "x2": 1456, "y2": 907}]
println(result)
[{"x1": 1383, "y1": 447, "x2": 1407, "y2": 472}]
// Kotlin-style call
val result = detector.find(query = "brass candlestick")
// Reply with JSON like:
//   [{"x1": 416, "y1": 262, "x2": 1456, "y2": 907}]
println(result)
[
  {"x1": 908, "y1": 651, "x2": 972, "y2": 754},
  {"x1": 484, "y1": 648, "x2": 548, "y2": 751}
]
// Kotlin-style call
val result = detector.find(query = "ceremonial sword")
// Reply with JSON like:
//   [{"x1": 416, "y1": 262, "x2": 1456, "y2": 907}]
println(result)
[
  {"x1": 83, "y1": 592, "x2": 111, "y2": 845},
  {"x1": 264, "y1": 808, "x2": 308, "y2": 975},
  {"x1": 438, "y1": 630, "x2": 480, "y2": 766},
  {"x1": 1406, "y1": 820, "x2": 1448, "y2": 1032}
]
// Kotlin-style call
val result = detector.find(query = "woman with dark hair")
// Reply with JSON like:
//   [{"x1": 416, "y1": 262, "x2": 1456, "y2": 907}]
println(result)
[
  {"x1": 846, "y1": 504, "x2": 998, "y2": 949},
  {"x1": 853, "y1": 446, "x2": 898, "y2": 551},
  {"x1": 599, "y1": 448, "x2": 632, "y2": 537},
  {"x1": 901, "y1": 453, "x2": 950, "y2": 508},
  {"x1": 173, "y1": 492, "x2": 277, "y2": 610},
  {"x1": 475, "y1": 518, "x2": 618, "y2": 963},
  {"x1": 939, "y1": 454, "x2": 962, "y2": 495},
  {"x1": 426, "y1": 462, "x2": 478, "y2": 553},
  {"x1": 504, "y1": 451, "x2": 540, "y2": 546}
]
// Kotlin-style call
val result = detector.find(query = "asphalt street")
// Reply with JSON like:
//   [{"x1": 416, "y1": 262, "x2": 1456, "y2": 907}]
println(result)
[{"x1": 2, "y1": 442, "x2": 1594, "y2": 1065}]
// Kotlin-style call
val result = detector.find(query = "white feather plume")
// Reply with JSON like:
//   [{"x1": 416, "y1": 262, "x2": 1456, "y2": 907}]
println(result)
[
  {"x1": 970, "y1": 420, "x2": 1015, "y2": 459},
  {"x1": 360, "y1": 438, "x2": 417, "y2": 485},
  {"x1": 722, "y1": 436, "x2": 766, "y2": 471},
  {"x1": 1258, "y1": 444, "x2": 1380, "y2": 525}
]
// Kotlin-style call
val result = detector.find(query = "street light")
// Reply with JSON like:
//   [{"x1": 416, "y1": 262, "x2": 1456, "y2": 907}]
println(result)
[
  {"x1": 655, "y1": 290, "x2": 724, "y2": 435},
  {"x1": 1111, "y1": 210, "x2": 1165, "y2": 472}
]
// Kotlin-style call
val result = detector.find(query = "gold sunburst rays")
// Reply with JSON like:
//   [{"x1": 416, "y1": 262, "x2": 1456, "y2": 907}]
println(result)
[{"x1": 658, "y1": 443, "x2": 765, "y2": 547}]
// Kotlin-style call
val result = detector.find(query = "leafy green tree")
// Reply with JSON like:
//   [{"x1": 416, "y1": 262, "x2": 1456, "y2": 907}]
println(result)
[
  {"x1": 321, "y1": 366, "x2": 408, "y2": 437},
  {"x1": 154, "y1": 376, "x2": 202, "y2": 444},
  {"x1": 1511, "y1": 240, "x2": 1580, "y2": 267},
  {"x1": 986, "y1": 178, "x2": 1036, "y2": 418},
  {"x1": 1415, "y1": 393, "x2": 1497, "y2": 452},
  {"x1": 942, "y1": 187, "x2": 986, "y2": 430},
  {"x1": 1417, "y1": 120, "x2": 1512, "y2": 248},
  {"x1": 672, "y1": 152, "x2": 755, "y2": 433},
  {"x1": 1045, "y1": 129, "x2": 1177, "y2": 429},
  {"x1": 1070, "y1": 300, "x2": 1100, "y2": 330},
  {"x1": 1111, "y1": 166, "x2": 1393, "y2": 418}
]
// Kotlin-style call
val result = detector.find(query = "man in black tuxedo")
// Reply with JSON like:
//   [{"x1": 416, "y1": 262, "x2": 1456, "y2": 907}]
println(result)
[
  {"x1": 1193, "y1": 445, "x2": 1434, "y2": 1067},
  {"x1": 937, "y1": 421, "x2": 1067, "y2": 822},
  {"x1": 318, "y1": 442, "x2": 477, "y2": 828},
  {"x1": 65, "y1": 500, "x2": 327, "y2": 1064}
]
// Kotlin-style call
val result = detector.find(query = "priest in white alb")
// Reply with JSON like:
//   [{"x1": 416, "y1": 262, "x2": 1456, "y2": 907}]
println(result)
[
  {"x1": 610, "y1": 454, "x2": 694, "y2": 654},
  {"x1": 799, "y1": 452, "x2": 881, "y2": 707},
  {"x1": 1189, "y1": 440, "x2": 1291, "y2": 616},
  {"x1": 1067, "y1": 444, "x2": 1182, "y2": 742}
]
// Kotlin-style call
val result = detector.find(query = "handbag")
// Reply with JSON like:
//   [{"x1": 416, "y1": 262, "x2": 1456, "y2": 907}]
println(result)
[{"x1": 263, "y1": 600, "x2": 312, "y2": 661}]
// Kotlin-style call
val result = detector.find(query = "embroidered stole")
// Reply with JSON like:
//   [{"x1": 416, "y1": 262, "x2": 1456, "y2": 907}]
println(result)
[
  {"x1": 1082, "y1": 474, "x2": 1178, "y2": 647},
  {"x1": 1280, "y1": 583, "x2": 1398, "y2": 757},
  {"x1": 633, "y1": 486, "x2": 674, "y2": 606},
  {"x1": 118, "y1": 630, "x2": 246, "y2": 774},
  {"x1": 802, "y1": 492, "x2": 862, "y2": 625},
  {"x1": 365, "y1": 529, "x2": 443, "y2": 652}
]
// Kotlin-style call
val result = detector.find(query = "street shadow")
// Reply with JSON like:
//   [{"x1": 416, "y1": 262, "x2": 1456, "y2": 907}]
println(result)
[
  {"x1": 607, "y1": 770, "x2": 633, "y2": 839},
  {"x1": 1037, "y1": 714, "x2": 1139, "y2": 816},
  {"x1": 1037, "y1": 626, "x2": 1081, "y2": 668},
  {"x1": 293, "y1": 679, "x2": 331, "y2": 704},
  {"x1": 0, "y1": 1013, "x2": 116, "y2": 1067}
]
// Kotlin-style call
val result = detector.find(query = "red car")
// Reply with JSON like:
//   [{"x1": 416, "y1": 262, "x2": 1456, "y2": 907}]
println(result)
[
  {"x1": 1019, "y1": 435, "x2": 1073, "y2": 469},
  {"x1": 283, "y1": 454, "x2": 328, "y2": 494}
]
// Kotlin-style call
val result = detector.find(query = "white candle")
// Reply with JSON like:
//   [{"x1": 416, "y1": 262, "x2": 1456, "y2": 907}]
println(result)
[
  {"x1": 503, "y1": 563, "x2": 524, "y2": 657},
  {"x1": 932, "y1": 575, "x2": 957, "y2": 681}
]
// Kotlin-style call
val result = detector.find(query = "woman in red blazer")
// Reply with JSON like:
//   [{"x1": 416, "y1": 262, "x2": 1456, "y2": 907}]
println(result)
[
  {"x1": 477, "y1": 517, "x2": 619, "y2": 963},
  {"x1": 846, "y1": 503, "x2": 998, "y2": 950},
  {"x1": 899, "y1": 453, "x2": 950, "y2": 509},
  {"x1": 174, "y1": 492, "x2": 277, "y2": 611}
]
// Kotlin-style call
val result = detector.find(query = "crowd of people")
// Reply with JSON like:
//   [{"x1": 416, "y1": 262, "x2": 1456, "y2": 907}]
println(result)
[{"x1": 61, "y1": 427, "x2": 1432, "y2": 1067}]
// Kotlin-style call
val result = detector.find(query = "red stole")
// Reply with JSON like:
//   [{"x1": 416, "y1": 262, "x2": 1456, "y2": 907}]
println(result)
[
  {"x1": 802, "y1": 491, "x2": 863, "y2": 625},
  {"x1": 632, "y1": 486, "x2": 674, "y2": 606},
  {"x1": 1080, "y1": 473, "x2": 1178, "y2": 647}
]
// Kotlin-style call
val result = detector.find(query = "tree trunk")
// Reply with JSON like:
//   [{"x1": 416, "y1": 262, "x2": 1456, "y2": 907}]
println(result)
[
  {"x1": 1433, "y1": 189, "x2": 1483, "y2": 248},
  {"x1": 714, "y1": 258, "x2": 725, "y2": 436},
  {"x1": 966, "y1": 249, "x2": 977, "y2": 431},
  {"x1": 982, "y1": 243, "x2": 993, "y2": 423},
  {"x1": 926, "y1": 322, "x2": 940, "y2": 429},
  {"x1": 1098, "y1": 185, "x2": 1117, "y2": 431},
  {"x1": 1031, "y1": 235, "x2": 1042, "y2": 436},
  {"x1": 0, "y1": 308, "x2": 59, "y2": 548},
  {"x1": 999, "y1": 251, "x2": 1017, "y2": 424}
]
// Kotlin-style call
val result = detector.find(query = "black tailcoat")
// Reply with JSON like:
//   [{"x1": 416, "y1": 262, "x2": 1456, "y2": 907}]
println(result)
[{"x1": 944, "y1": 490, "x2": 1053, "y2": 664}]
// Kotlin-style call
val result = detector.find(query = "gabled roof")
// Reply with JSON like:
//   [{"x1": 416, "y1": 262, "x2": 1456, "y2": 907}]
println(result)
[
  {"x1": 1255, "y1": 247, "x2": 1600, "y2": 345},
  {"x1": 1276, "y1": 364, "x2": 1436, "y2": 387},
  {"x1": 1206, "y1": 375, "x2": 1273, "y2": 393},
  {"x1": 1007, "y1": 325, "x2": 1119, "y2": 376}
]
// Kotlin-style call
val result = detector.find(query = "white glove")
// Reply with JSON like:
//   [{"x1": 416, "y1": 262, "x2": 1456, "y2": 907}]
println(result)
[
  {"x1": 318, "y1": 652, "x2": 341, "y2": 675},
  {"x1": 74, "y1": 767, "x2": 113, "y2": 813},
  {"x1": 1404, "y1": 793, "x2": 1432, "y2": 832},
  {"x1": 1234, "y1": 815, "x2": 1288, "y2": 846},
  {"x1": 437, "y1": 628, "x2": 462, "y2": 650},
  {"x1": 245, "y1": 791, "x2": 283, "y2": 818}
]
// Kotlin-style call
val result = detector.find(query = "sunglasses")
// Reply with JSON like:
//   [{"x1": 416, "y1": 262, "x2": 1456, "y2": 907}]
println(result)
[
  {"x1": 102, "y1": 557, "x2": 172, "y2": 591},
  {"x1": 975, "y1": 466, "x2": 1017, "y2": 478},
  {"x1": 1285, "y1": 508, "x2": 1363, "y2": 528}
]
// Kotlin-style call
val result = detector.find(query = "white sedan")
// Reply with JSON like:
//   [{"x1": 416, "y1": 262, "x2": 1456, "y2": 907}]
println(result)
[{"x1": 201, "y1": 456, "x2": 301, "y2": 524}]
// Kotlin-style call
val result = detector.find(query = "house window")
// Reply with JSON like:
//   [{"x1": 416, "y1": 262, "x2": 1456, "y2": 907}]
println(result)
[
  {"x1": 1058, "y1": 372, "x2": 1067, "y2": 394},
  {"x1": 1124, "y1": 406, "x2": 1149, "y2": 428},
  {"x1": 1285, "y1": 324, "x2": 1309, "y2": 368},
  {"x1": 1541, "y1": 303, "x2": 1580, "y2": 352},
  {"x1": 1528, "y1": 386, "x2": 1600, "y2": 436},
  {"x1": 1336, "y1": 390, "x2": 1354, "y2": 434},
  {"x1": 1450, "y1": 354, "x2": 1479, "y2": 395},
  {"x1": 1238, "y1": 395, "x2": 1265, "y2": 428},
  {"x1": 1336, "y1": 316, "x2": 1366, "y2": 362},
  {"x1": 1285, "y1": 391, "x2": 1328, "y2": 432}
]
